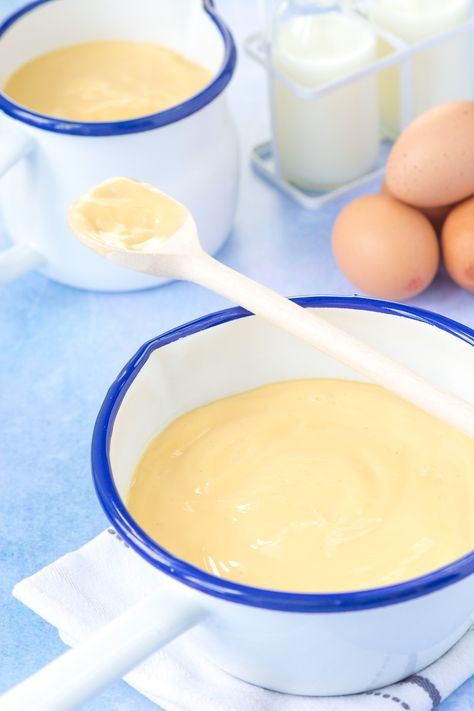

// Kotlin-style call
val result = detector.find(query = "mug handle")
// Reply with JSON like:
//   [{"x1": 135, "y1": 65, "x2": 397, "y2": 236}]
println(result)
[
  {"x1": 0, "y1": 133, "x2": 43, "y2": 283},
  {"x1": 0, "y1": 584, "x2": 208, "y2": 711}
]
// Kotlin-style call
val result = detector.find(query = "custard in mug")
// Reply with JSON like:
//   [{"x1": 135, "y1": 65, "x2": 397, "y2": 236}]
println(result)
[
  {"x1": 3, "y1": 41, "x2": 212, "y2": 122},
  {"x1": 128, "y1": 378, "x2": 474, "y2": 593}
]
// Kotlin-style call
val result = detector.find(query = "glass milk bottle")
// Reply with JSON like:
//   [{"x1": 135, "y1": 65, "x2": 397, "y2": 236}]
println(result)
[
  {"x1": 371, "y1": 0, "x2": 474, "y2": 137},
  {"x1": 271, "y1": 0, "x2": 379, "y2": 191}
]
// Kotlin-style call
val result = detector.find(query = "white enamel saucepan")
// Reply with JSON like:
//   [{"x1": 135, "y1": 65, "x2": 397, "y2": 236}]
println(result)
[
  {"x1": 2, "y1": 297, "x2": 474, "y2": 710},
  {"x1": 0, "y1": 0, "x2": 238, "y2": 290}
]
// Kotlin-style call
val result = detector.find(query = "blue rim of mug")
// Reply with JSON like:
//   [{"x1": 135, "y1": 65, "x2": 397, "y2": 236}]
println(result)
[
  {"x1": 92, "y1": 296, "x2": 474, "y2": 612},
  {"x1": 0, "y1": 0, "x2": 236, "y2": 136}
]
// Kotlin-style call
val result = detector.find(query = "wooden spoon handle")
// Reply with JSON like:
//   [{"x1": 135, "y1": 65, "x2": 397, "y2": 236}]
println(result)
[{"x1": 176, "y1": 253, "x2": 474, "y2": 439}]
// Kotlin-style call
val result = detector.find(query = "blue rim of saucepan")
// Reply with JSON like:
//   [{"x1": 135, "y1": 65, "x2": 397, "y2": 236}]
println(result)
[
  {"x1": 0, "y1": 0, "x2": 236, "y2": 136},
  {"x1": 93, "y1": 296, "x2": 474, "y2": 612}
]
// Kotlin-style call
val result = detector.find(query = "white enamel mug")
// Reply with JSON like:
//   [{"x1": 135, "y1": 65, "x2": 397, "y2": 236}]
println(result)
[
  {"x1": 0, "y1": 0, "x2": 239, "y2": 291},
  {"x1": 3, "y1": 297, "x2": 474, "y2": 711}
]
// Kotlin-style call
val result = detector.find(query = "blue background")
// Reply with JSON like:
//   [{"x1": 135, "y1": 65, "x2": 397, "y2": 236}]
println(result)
[{"x1": 1, "y1": 2, "x2": 473, "y2": 709}]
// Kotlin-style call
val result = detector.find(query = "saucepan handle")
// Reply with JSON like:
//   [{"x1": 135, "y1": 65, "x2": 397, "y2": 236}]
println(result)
[
  {"x1": 0, "y1": 586, "x2": 208, "y2": 711},
  {"x1": 0, "y1": 133, "x2": 43, "y2": 283}
]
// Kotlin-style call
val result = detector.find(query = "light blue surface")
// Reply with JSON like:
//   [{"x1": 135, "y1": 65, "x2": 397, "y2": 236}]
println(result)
[{"x1": 0, "y1": 2, "x2": 473, "y2": 709}]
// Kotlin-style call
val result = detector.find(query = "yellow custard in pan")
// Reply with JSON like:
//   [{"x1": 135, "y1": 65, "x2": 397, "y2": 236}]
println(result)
[
  {"x1": 3, "y1": 40, "x2": 212, "y2": 122},
  {"x1": 127, "y1": 379, "x2": 474, "y2": 593}
]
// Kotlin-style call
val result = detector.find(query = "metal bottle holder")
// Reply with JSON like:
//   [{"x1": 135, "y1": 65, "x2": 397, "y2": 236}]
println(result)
[{"x1": 245, "y1": 12, "x2": 474, "y2": 210}]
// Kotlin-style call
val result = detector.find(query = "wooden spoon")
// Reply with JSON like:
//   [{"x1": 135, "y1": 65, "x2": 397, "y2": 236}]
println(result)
[{"x1": 69, "y1": 176, "x2": 474, "y2": 438}]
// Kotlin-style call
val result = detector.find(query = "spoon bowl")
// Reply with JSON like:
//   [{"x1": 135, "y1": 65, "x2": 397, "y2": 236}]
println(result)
[{"x1": 69, "y1": 177, "x2": 204, "y2": 274}]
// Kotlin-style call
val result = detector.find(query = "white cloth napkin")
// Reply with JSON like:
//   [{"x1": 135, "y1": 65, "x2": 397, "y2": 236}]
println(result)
[{"x1": 14, "y1": 529, "x2": 474, "y2": 711}]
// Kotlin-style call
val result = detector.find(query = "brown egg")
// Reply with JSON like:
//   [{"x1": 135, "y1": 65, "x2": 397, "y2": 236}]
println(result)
[
  {"x1": 332, "y1": 194, "x2": 439, "y2": 301},
  {"x1": 386, "y1": 101, "x2": 474, "y2": 208},
  {"x1": 381, "y1": 180, "x2": 453, "y2": 234},
  {"x1": 441, "y1": 196, "x2": 474, "y2": 292}
]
